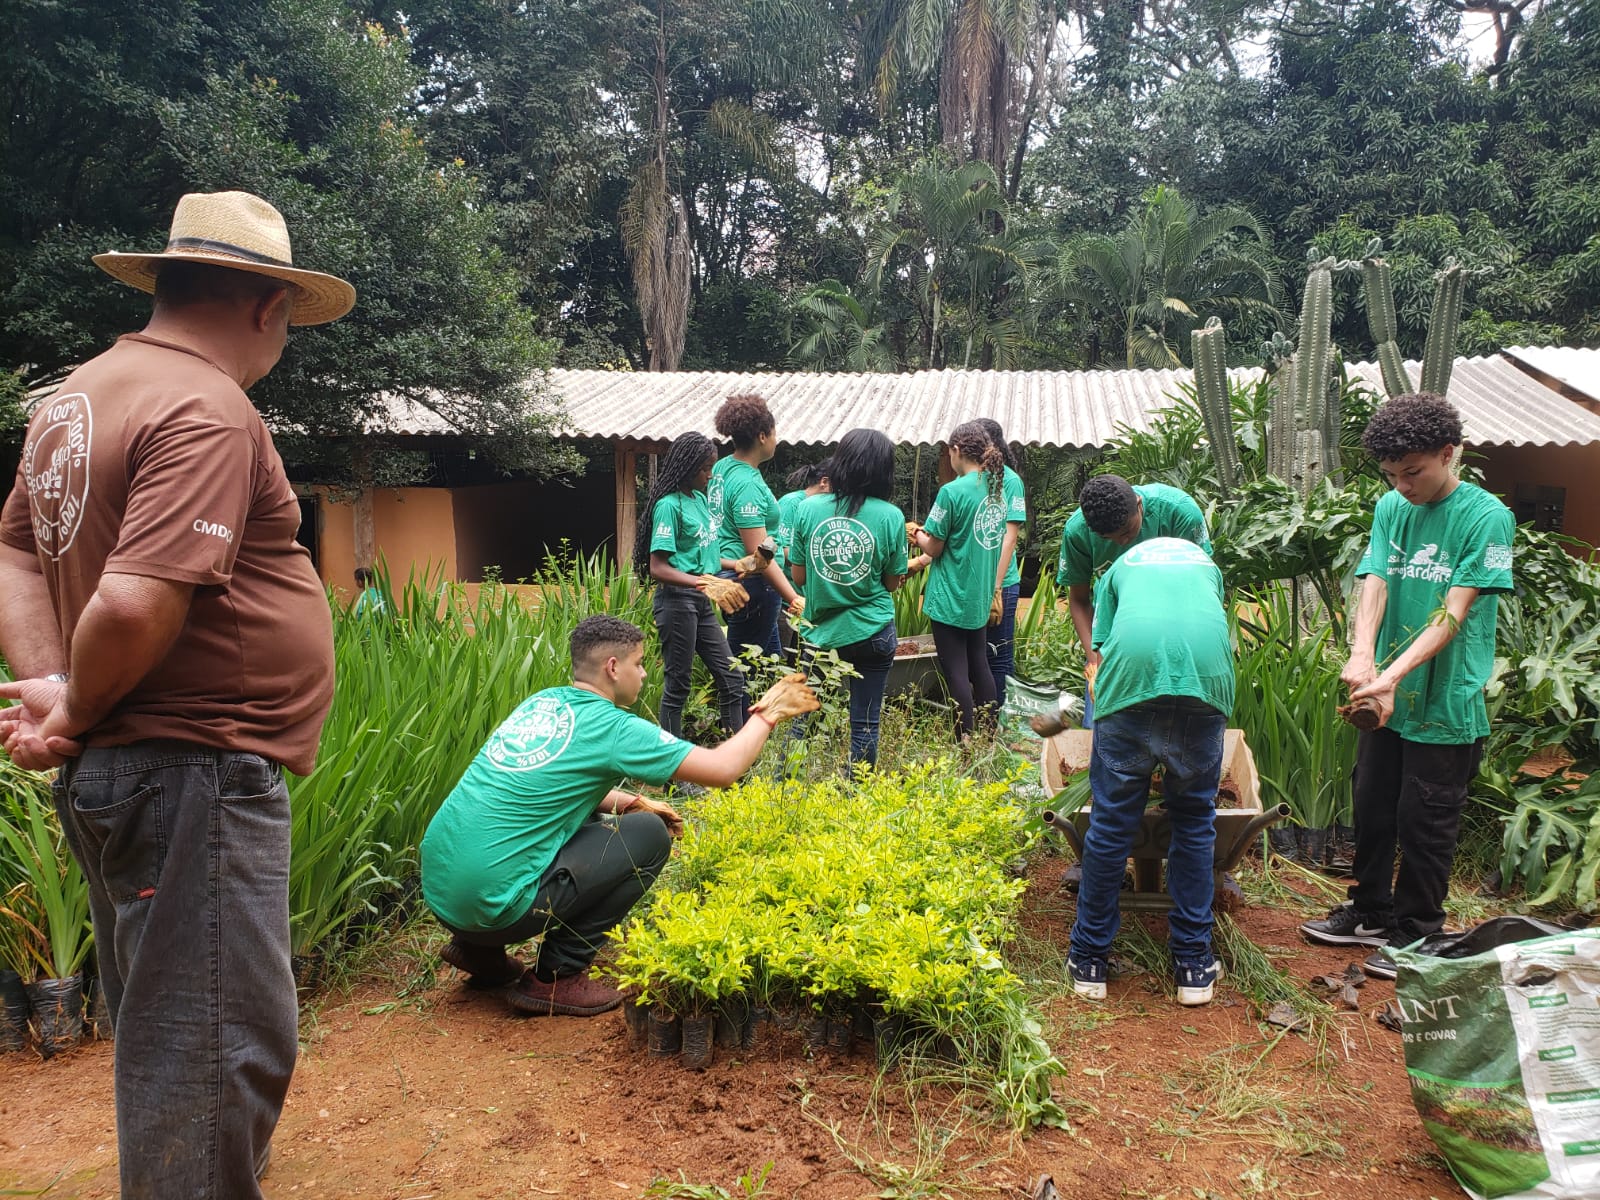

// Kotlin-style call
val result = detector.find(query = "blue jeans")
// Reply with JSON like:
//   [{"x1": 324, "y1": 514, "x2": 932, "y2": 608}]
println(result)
[
  {"x1": 720, "y1": 569, "x2": 783, "y2": 659},
  {"x1": 835, "y1": 621, "x2": 898, "y2": 766},
  {"x1": 986, "y1": 582, "x2": 1021, "y2": 704},
  {"x1": 653, "y1": 584, "x2": 745, "y2": 736},
  {"x1": 1070, "y1": 697, "x2": 1227, "y2": 965},
  {"x1": 55, "y1": 743, "x2": 295, "y2": 1199}
]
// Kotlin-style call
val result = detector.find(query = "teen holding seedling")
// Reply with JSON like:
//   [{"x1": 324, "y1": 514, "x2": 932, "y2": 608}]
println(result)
[
  {"x1": 1301, "y1": 394, "x2": 1513, "y2": 979},
  {"x1": 420, "y1": 615, "x2": 819, "y2": 1016},
  {"x1": 791, "y1": 429, "x2": 908, "y2": 767},
  {"x1": 1067, "y1": 537, "x2": 1235, "y2": 1007},
  {"x1": 910, "y1": 421, "x2": 1007, "y2": 741},
  {"x1": 635, "y1": 432, "x2": 748, "y2": 740}
]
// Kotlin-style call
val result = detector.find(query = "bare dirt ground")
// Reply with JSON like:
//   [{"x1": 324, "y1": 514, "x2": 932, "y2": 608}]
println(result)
[{"x1": 0, "y1": 855, "x2": 1464, "y2": 1200}]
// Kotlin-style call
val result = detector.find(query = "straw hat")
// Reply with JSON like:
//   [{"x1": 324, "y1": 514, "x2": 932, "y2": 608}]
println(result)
[{"x1": 93, "y1": 191, "x2": 356, "y2": 325}]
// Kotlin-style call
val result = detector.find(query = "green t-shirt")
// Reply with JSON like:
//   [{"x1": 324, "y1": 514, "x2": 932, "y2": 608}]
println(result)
[
  {"x1": 649, "y1": 489, "x2": 718, "y2": 576},
  {"x1": 420, "y1": 686, "x2": 694, "y2": 931},
  {"x1": 1356, "y1": 481, "x2": 1513, "y2": 744},
  {"x1": 999, "y1": 465, "x2": 1026, "y2": 589},
  {"x1": 922, "y1": 470, "x2": 1007, "y2": 629},
  {"x1": 1090, "y1": 537, "x2": 1234, "y2": 721},
  {"x1": 1056, "y1": 482, "x2": 1211, "y2": 589},
  {"x1": 709, "y1": 456, "x2": 781, "y2": 561},
  {"x1": 792, "y1": 493, "x2": 908, "y2": 649},
  {"x1": 775, "y1": 488, "x2": 807, "y2": 578}
]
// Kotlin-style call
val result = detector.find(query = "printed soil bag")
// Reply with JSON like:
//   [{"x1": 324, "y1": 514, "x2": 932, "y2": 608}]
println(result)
[{"x1": 1392, "y1": 917, "x2": 1600, "y2": 1200}]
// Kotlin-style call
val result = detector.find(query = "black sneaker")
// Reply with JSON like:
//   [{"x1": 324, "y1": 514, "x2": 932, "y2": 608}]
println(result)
[
  {"x1": 1300, "y1": 904, "x2": 1391, "y2": 948},
  {"x1": 1068, "y1": 956, "x2": 1107, "y2": 1001},
  {"x1": 1362, "y1": 946, "x2": 1398, "y2": 981}
]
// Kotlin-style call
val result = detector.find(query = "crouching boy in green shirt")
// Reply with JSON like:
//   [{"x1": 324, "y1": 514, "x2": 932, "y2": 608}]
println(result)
[{"x1": 421, "y1": 615, "x2": 818, "y2": 1016}]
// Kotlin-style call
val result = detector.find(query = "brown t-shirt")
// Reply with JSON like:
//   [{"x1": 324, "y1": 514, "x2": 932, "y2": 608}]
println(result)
[{"x1": 0, "y1": 333, "x2": 334, "y2": 774}]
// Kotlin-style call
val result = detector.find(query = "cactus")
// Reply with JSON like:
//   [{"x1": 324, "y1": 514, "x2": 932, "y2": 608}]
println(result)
[
  {"x1": 1361, "y1": 254, "x2": 1414, "y2": 398},
  {"x1": 1295, "y1": 258, "x2": 1335, "y2": 440},
  {"x1": 1322, "y1": 350, "x2": 1344, "y2": 482},
  {"x1": 1420, "y1": 262, "x2": 1465, "y2": 396},
  {"x1": 1190, "y1": 318, "x2": 1239, "y2": 496},
  {"x1": 1294, "y1": 428, "x2": 1325, "y2": 496},
  {"x1": 1267, "y1": 349, "x2": 1298, "y2": 481}
]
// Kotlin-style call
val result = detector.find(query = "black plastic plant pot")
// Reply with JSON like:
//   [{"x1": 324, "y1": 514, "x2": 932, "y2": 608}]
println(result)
[
  {"x1": 679, "y1": 1013, "x2": 714, "y2": 1069},
  {"x1": 1267, "y1": 825, "x2": 1299, "y2": 861},
  {"x1": 873, "y1": 1013, "x2": 907, "y2": 1071},
  {"x1": 825, "y1": 1019, "x2": 852, "y2": 1055},
  {"x1": 0, "y1": 968, "x2": 30, "y2": 1053},
  {"x1": 714, "y1": 996, "x2": 747, "y2": 1049},
  {"x1": 646, "y1": 1006, "x2": 681, "y2": 1058},
  {"x1": 850, "y1": 997, "x2": 874, "y2": 1042},
  {"x1": 740, "y1": 1005, "x2": 770, "y2": 1053},
  {"x1": 800, "y1": 1009, "x2": 829, "y2": 1054},
  {"x1": 84, "y1": 974, "x2": 115, "y2": 1041},
  {"x1": 1297, "y1": 825, "x2": 1332, "y2": 867},
  {"x1": 26, "y1": 975, "x2": 84, "y2": 1059},
  {"x1": 621, "y1": 999, "x2": 649, "y2": 1050}
]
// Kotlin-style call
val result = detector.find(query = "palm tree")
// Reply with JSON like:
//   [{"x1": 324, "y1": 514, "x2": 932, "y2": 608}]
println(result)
[
  {"x1": 1051, "y1": 185, "x2": 1281, "y2": 368},
  {"x1": 789, "y1": 280, "x2": 895, "y2": 371},
  {"x1": 865, "y1": 155, "x2": 1045, "y2": 368}
]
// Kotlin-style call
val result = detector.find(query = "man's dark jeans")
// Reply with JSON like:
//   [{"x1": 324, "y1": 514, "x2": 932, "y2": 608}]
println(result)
[
  {"x1": 447, "y1": 811, "x2": 672, "y2": 979},
  {"x1": 653, "y1": 584, "x2": 745, "y2": 736},
  {"x1": 55, "y1": 743, "x2": 295, "y2": 1200},
  {"x1": 1071, "y1": 696, "x2": 1227, "y2": 965},
  {"x1": 1349, "y1": 728, "x2": 1484, "y2": 945}
]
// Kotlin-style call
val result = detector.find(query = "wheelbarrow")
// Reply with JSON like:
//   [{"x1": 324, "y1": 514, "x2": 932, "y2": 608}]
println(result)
[{"x1": 1037, "y1": 728, "x2": 1289, "y2": 913}]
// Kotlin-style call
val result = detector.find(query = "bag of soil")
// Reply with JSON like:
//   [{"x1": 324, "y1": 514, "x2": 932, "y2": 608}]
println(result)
[
  {"x1": 1392, "y1": 917, "x2": 1600, "y2": 1200},
  {"x1": 1, "y1": 968, "x2": 30, "y2": 1052}
]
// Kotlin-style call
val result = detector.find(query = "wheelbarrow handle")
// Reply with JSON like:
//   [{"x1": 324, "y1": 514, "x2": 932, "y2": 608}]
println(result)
[
  {"x1": 1040, "y1": 808, "x2": 1086, "y2": 859},
  {"x1": 1216, "y1": 803, "x2": 1292, "y2": 874}
]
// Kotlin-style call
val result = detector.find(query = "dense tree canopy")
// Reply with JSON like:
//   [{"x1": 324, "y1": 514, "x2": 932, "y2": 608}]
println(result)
[{"x1": 4, "y1": 0, "x2": 1597, "y2": 437}]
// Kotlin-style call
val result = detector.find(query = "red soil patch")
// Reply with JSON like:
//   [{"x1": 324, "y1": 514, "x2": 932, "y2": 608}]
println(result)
[{"x1": 0, "y1": 854, "x2": 1459, "y2": 1199}]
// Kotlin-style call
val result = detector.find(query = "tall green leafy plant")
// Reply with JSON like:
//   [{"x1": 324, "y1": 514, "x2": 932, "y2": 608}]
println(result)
[{"x1": 0, "y1": 767, "x2": 92, "y2": 980}]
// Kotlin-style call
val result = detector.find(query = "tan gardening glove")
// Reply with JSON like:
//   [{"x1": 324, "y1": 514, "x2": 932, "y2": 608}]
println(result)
[
  {"x1": 988, "y1": 588, "x2": 1003, "y2": 626},
  {"x1": 731, "y1": 537, "x2": 777, "y2": 578},
  {"x1": 787, "y1": 595, "x2": 806, "y2": 620},
  {"x1": 750, "y1": 672, "x2": 821, "y2": 724},
  {"x1": 1084, "y1": 659, "x2": 1098, "y2": 701},
  {"x1": 696, "y1": 575, "x2": 750, "y2": 614}
]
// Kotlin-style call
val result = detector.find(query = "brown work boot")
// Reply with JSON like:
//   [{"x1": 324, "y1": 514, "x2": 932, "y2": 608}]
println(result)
[
  {"x1": 439, "y1": 937, "x2": 524, "y2": 989},
  {"x1": 506, "y1": 969, "x2": 623, "y2": 1017}
]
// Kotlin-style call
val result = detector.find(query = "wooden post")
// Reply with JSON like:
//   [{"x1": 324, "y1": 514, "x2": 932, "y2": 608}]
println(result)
[
  {"x1": 353, "y1": 444, "x2": 376, "y2": 571},
  {"x1": 614, "y1": 441, "x2": 638, "y2": 570}
]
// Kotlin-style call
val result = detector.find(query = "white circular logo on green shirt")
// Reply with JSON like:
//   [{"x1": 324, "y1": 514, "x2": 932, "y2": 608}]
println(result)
[
  {"x1": 813, "y1": 516, "x2": 876, "y2": 585},
  {"x1": 974, "y1": 497, "x2": 1007, "y2": 550},
  {"x1": 485, "y1": 696, "x2": 576, "y2": 772}
]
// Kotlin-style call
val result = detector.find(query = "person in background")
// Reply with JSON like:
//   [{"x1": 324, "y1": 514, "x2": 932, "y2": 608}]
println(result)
[
  {"x1": 910, "y1": 421, "x2": 1006, "y2": 741},
  {"x1": 976, "y1": 418, "x2": 1027, "y2": 704},
  {"x1": 0, "y1": 189, "x2": 352, "y2": 1198},
  {"x1": 635, "y1": 432, "x2": 747, "y2": 740},
  {"x1": 421, "y1": 616, "x2": 818, "y2": 1016},
  {"x1": 353, "y1": 565, "x2": 385, "y2": 616},
  {"x1": 709, "y1": 394, "x2": 803, "y2": 658},
  {"x1": 1300, "y1": 394, "x2": 1513, "y2": 980},
  {"x1": 791, "y1": 429, "x2": 907, "y2": 767},
  {"x1": 1055, "y1": 475, "x2": 1210, "y2": 725},
  {"x1": 1067, "y1": 537, "x2": 1234, "y2": 1007},
  {"x1": 775, "y1": 458, "x2": 832, "y2": 586}
]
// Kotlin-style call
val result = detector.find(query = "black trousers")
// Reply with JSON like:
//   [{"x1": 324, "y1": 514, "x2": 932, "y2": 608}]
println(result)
[
  {"x1": 653, "y1": 583, "x2": 746, "y2": 736},
  {"x1": 444, "y1": 812, "x2": 672, "y2": 979},
  {"x1": 1348, "y1": 728, "x2": 1484, "y2": 945},
  {"x1": 930, "y1": 619, "x2": 996, "y2": 737}
]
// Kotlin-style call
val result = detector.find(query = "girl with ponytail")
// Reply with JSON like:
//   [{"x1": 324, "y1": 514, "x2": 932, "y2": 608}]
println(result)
[
  {"x1": 910, "y1": 421, "x2": 1007, "y2": 739},
  {"x1": 638, "y1": 432, "x2": 746, "y2": 738},
  {"x1": 975, "y1": 417, "x2": 1028, "y2": 703}
]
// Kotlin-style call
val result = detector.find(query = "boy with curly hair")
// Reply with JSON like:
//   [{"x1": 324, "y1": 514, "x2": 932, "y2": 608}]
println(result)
[{"x1": 1300, "y1": 394, "x2": 1514, "y2": 979}]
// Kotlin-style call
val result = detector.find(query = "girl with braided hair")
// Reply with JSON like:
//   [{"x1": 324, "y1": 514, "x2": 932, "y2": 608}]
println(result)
[
  {"x1": 976, "y1": 417, "x2": 1028, "y2": 704},
  {"x1": 911, "y1": 421, "x2": 1007, "y2": 740},
  {"x1": 637, "y1": 432, "x2": 746, "y2": 738}
]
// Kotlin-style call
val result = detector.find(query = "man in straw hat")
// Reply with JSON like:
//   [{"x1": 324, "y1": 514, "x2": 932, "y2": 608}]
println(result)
[{"x1": 0, "y1": 190, "x2": 354, "y2": 1198}]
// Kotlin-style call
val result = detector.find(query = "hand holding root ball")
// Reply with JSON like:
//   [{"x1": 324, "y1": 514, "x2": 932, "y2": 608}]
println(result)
[
  {"x1": 751, "y1": 672, "x2": 821, "y2": 724},
  {"x1": 697, "y1": 575, "x2": 750, "y2": 613}
]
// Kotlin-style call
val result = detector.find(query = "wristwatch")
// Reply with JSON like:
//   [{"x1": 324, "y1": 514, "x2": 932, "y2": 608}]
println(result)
[{"x1": 45, "y1": 673, "x2": 68, "y2": 683}]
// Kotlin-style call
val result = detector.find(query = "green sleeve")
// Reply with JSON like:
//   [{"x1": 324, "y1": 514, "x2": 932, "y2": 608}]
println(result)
[
  {"x1": 1090, "y1": 563, "x2": 1118, "y2": 648},
  {"x1": 1451, "y1": 505, "x2": 1515, "y2": 594},
  {"x1": 1172, "y1": 492, "x2": 1212, "y2": 554},
  {"x1": 1005, "y1": 469, "x2": 1026, "y2": 523},
  {"x1": 886, "y1": 503, "x2": 909, "y2": 574},
  {"x1": 611, "y1": 713, "x2": 695, "y2": 785},
  {"x1": 648, "y1": 495, "x2": 678, "y2": 555},
  {"x1": 729, "y1": 472, "x2": 772, "y2": 531},
  {"x1": 1357, "y1": 495, "x2": 1389, "y2": 578},
  {"x1": 1056, "y1": 515, "x2": 1093, "y2": 588},
  {"x1": 922, "y1": 482, "x2": 957, "y2": 541}
]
